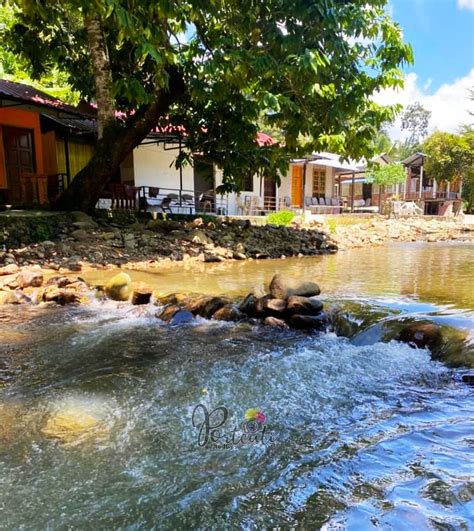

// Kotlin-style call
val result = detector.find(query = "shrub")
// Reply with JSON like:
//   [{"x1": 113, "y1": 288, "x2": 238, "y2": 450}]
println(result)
[{"x1": 266, "y1": 210, "x2": 296, "y2": 226}]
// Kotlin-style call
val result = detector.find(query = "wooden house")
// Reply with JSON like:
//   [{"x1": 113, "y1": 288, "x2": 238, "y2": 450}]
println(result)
[{"x1": 0, "y1": 79, "x2": 96, "y2": 206}]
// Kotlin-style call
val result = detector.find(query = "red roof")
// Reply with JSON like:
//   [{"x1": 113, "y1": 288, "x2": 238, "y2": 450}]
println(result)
[
  {"x1": 0, "y1": 79, "x2": 86, "y2": 116},
  {"x1": 256, "y1": 131, "x2": 276, "y2": 147},
  {"x1": 0, "y1": 80, "x2": 276, "y2": 145}
]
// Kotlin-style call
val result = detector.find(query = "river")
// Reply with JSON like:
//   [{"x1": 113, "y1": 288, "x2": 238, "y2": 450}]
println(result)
[{"x1": 0, "y1": 241, "x2": 473, "y2": 529}]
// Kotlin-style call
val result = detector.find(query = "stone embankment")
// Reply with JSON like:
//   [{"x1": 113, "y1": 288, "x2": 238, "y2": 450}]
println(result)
[{"x1": 0, "y1": 211, "x2": 336, "y2": 271}]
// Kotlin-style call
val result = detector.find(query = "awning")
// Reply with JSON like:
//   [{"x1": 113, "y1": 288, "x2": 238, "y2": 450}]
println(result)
[
  {"x1": 310, "y1": 158, "x2": 361, "y2": 172},
  {"x1": 339, "y1": 177, "x2": 368, "y2": 184},
  {"x1": 40, "y1": 113, "x2": 96, "y2": 133}
]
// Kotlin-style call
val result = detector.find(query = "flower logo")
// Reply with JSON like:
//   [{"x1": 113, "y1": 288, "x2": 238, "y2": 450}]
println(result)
[{"x1": 245, "y1": 408, "x2": 266, "y2": 424}]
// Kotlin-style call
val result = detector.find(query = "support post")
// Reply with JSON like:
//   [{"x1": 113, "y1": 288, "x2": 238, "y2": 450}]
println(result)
[
  {"x1": 178, "y1": 137, "x2": 183, "y2": 207},
  {"x1": 64, "y1": 133, "x2": 71, "y2": 188},
  {"x1": 351, "y1": 171, "x2": 355, "y2": 213},
  {"x1": 302, "y1": 162, "x2": 307, "y2": 210},
  {"x1": 419, "y1": 164, "x2": 423, "y2": 199}
]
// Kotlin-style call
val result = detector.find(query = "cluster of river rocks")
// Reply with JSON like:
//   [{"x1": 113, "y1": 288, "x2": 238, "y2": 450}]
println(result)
[
  {"x1": 156, "y1": 274, "x2": 328, "y2": 331},
  {"x1": 2, "y1": 264, "x2": 472, "y2": 371},
  {"x1": 0, "y1": 211, "x2": 336, "y2": 270}
]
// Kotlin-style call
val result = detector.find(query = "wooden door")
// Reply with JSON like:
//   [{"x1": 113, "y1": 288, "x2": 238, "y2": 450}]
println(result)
[
  {"x1": 3, "y1": 127, "x2": 35, "y2": 202},
  {"x1": 291, "y1": 165, "x2": 303, "y2": 207},
  {"x1": 263, "y1": 177, "x2": 276, "y2": 210}
]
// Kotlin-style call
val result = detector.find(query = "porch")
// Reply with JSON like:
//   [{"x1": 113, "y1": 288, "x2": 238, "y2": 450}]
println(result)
[{"x1": 97, "y1": 184, "x2": 229, "y2": 216}]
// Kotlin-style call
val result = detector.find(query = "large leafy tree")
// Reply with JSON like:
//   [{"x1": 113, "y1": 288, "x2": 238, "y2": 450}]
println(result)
[
  {"x1": 401, "y1": 102, "x2": 431, "y2": 146},
  {"x1": 423, "y1": 130, "x2": 474, "y2": 211},
  {"x1": 4, "y1": 0, "x2": 413, "y2": 211}
]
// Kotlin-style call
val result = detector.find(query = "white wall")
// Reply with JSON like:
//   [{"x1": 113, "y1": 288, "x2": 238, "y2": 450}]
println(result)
[
  {"x1": 133, "y1": 143, "x2": 194, "y2": 191},
  {"x1": 215, "y1": 169, "x2": 268, "y2": 215},
  {"x1": 279, "y1": 163, "x2": 336, "y2": 208}
]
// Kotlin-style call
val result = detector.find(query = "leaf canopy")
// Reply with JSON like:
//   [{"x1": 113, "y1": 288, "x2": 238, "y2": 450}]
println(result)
[{"x1": 4, "y1": 0, "x2": 413, "y2": 189}]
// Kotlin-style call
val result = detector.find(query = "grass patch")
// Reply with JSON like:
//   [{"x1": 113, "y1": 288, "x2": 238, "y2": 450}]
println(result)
[{"x1": 266, "y1": 210, "x2": 296, "y2": 226}]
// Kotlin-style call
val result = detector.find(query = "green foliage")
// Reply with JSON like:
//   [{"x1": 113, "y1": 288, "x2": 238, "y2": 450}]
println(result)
[
  {"x1": 266, "y1": 210, "x2": 295, "y2": 226},
  {"x1": 423, "y1": 130, "x2": 474, "y2": 212},
  {"x1": 0, "y1": 3, "x2": 78, "y2": 103},
  {"x1": 5, "y1": 0, "x2": 413, "y2": 197},
  {"x1": 423, "y1": 131, "x2": 472, "y2": 182},
  {"x1": 367, "y1": 163, "x2": 406, "y2": 186}
]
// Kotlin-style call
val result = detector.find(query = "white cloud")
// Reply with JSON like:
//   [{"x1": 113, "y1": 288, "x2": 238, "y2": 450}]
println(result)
[
  {"x1": 374, "y1": 69, "x2": 474, "y2": 140},
  {"x1": 458, "y1": 0, "x2": 474, "y2": 10}
]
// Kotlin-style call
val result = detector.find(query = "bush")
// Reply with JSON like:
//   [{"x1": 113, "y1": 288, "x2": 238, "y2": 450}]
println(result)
[{"x1": 266, "y1": 210, "x2": 296, "y2": 226}]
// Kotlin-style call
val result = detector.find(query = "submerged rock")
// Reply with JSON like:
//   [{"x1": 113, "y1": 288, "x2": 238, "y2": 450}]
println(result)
[
  {"x1": 269, "y1": 274, "x2": 320, "y2": 300},
  {"x1": 42, "y1": 408, "x2": 107, "y2": 444},
  {"x1": 397, "y1": 322, "x2": 443, "y2": 351},
  {"x1": 264, "y1": 316, "x2": 289, "y2": 329},
  {"x1": 104, "y1": 272, "x2": 132, "y2": 301},
  {"x1": 288, "y1": 313, "x2": 329, "y2": 331}
]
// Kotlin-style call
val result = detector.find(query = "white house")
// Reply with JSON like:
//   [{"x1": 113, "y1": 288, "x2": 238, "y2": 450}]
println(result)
[{"x1": 115, "y1": 133, "x2": 390, "y2": 216}]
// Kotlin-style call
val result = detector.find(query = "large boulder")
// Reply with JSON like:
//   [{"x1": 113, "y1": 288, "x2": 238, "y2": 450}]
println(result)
[
  {"x1": 157, "y1": 304, "x2": 181, "y2": 322},
  {"x1": 269, "y1": 274, "x2": 320, "y2": 300},
  {"x1": 0, "y1": 264, "x2": 19, "y2": 276},
  {"x1": 262, "y1": 298, "x2": 287, "y2": 315},
  {"x1": 286, "y1": 295, "x2": 323, "y2": 316},
  {"x1": 104, "y1": 272, "x2": 132, "y2": 301},
  {"x1": 239, "y1": 294, "x2": 267, "y2": 317},
  {"x1": 202, "y1": 296, "x2": 229, "y2": 318},
  {"x1": 42, "y1": 286, "x2": 81, "y2": 305},
  {"x1": 131, "y1": 288, "x2": 152, "y2": 306},
  {"x1": 212, "y1": 304, "x2": 243, "y2": 322},
  {"x1": 16, "y1": 269, "x2": 43, "y2": 288}
]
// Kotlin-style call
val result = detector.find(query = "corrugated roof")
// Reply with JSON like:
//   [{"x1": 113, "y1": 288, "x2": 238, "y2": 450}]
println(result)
[
  {"x1": 0, "y1": 79, "x2": 83, "y2": 115},
  {"x1": 40, "y1": 113, "x2": 96, "y2": 133},
  {"x1": 402, "y1": 152, "x2": 427, "y2": 167}
]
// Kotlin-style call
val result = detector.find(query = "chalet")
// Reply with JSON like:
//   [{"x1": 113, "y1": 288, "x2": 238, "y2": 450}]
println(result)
[
  {"x1": 0, "y1": 79, "x2": 96, "y2": 206},
  {"x1": 400, "y1": 152, "x2": 462, "y2": 215}
]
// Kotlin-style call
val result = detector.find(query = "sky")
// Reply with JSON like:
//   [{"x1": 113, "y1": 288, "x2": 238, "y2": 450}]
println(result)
[{"x1": 374, "y1": 0, "x2": 474, "y2": 139}]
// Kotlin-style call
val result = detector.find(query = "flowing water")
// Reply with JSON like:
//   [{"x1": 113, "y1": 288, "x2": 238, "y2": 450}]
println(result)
[{"x1": 0, "y1": 241, "x2": 473, "y2": 530}]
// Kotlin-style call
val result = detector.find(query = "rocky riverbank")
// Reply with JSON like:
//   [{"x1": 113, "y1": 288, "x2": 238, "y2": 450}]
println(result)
[
  {"x1": 323, "y1": 216, "x2": 474, "y2": 250},
  {"x1": 0, "y1": 211, "x2": 336, "y2": 271}
]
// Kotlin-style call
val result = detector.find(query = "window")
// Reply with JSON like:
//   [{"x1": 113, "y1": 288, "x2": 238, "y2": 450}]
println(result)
[
  {"x1": 312, "y1": 168, "x2": 326, "y2": 198},
  {"x1": 242, "y1": 172, "x2": 253, "y2": 191}
]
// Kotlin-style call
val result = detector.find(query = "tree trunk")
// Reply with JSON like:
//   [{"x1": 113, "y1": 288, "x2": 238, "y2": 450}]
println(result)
[
  {"x1": 84, "y1": 13, "x2": 115, "y2": 138},
  {"x1": 54, "y1": 71, "x2": 185, "y2": 212}
]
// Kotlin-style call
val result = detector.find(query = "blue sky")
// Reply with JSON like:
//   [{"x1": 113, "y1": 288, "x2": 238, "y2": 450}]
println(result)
[
  {"x1": 389, "y1": 0, "x2": 474, "y2": 91},
  {"x1": 375, "y1": 0, "x2": 474, "y2": 138}
]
